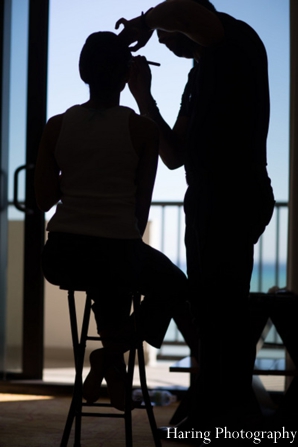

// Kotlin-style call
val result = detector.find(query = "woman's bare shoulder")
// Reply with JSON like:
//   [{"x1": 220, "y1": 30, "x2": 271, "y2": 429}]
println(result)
[
  {"x1": 41, "y1": 113, "x2": 65, "y2": 151},
  {"x1": 45, "y1": 113, "x2": 64, "y2": 132}
]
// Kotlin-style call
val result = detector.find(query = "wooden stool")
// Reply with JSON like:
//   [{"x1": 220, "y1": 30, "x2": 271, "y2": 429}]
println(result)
[{"x1": 59, "y1": 286, "x2": 162, "y2": 447}]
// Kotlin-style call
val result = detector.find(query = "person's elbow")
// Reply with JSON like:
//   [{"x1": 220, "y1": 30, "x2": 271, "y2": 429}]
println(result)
[
  {"x1": 160, "y1": 153, "x2": 184, "y2": 170},
  {"x1": 35, "y1": 199, "x2": 51, "y2": 212},
  {"x1": 35, "y1": 195, "x2": 57, "y2": 212},
  {"x1": 35, "y1": 184, "x2": 61, "y2": 212},
  {"x1": 34, "y1": 170, "x2": 61, "y2": 212},
  {"x1": 167, "y1": 159, "x2": 184, "y2": 170}
]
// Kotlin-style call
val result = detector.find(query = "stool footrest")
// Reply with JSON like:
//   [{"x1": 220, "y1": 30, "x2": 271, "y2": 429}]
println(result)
[
  {"x1": 82, "y1": 402, "x2": 113, "y2": 408},
  {"x1": 60, "y1": 289, "x2": 162, "y2": 447},
  {"x1": 82, "y1": 412, "x2": 126, "y2": 418}
]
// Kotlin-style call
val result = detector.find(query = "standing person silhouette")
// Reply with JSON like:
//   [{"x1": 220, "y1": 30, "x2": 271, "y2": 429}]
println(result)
[
  {"x1": 116, "y1": 0, "x2": 275, "y2": 431},
  {"x1": 35, "y1": 31, "x2": 187, "y2": 412}
]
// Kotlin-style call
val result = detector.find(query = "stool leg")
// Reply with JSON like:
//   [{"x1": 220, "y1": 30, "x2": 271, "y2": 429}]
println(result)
[
  {"x1": 74, "y1": 295, "x2": 92, "y2": 447},
  {"x1": 138, "y1": 343, "x2": 162, "y2": 447},
  {"x1": 132, "y1": 294, "x2": 162, "y2": 447},
  {"x1": 124, "y1": 348, "x2": 136, "y2": 447},
  {"x1": 60, "y1": 292, "x2": 91, "y2": 447},
  {"x1": 60, "y1": 290, "x2": 78, "y2": 446}
]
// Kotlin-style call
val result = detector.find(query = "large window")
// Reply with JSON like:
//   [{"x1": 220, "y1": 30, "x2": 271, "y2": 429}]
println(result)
[
  {"x1": 47, "y1": 0, "x2": 290, "y2": 276},
  {"x1": 48, "y1": 0, "x2": 289, "y2": 204},
  {"x1": 0, "y1": 0, "x2": 291, "y2": 383}
]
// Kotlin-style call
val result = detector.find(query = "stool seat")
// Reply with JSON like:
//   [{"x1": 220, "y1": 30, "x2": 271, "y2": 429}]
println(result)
[{"x1": 59, "y1": 287, "x2": 162, "y2": 447}]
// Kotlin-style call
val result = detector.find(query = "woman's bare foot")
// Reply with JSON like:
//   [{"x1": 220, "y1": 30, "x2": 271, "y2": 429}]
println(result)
[
  {"x1": 83, "y1": 348, "x2": 105, "y2": 403},
  {"x1": 104, "y1": 351, "x2": 128, "y2": 411},
  {"x1": 83, "y1": 348, "x2": 130, "y2": 411}
]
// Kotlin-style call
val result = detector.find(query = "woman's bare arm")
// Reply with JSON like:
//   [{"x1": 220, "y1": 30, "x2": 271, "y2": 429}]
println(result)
[
  {"x1": 34, "y1": 114, "x2": 63, "y2": 211},
  {"x1": 128, "y1": 56, "x2": 188, "y2": 170},
  {"x1": 130, "y1": 112, "x2": 159, "y2": 236}
]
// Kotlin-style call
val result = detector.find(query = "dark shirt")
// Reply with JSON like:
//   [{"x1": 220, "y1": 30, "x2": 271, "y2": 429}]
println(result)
[
  {"x1": 180, "y1": 12, "x2": 274, "y2": 241},
  {"x1": 180, "y1": 12, "x2": 270, "y2": 192}
]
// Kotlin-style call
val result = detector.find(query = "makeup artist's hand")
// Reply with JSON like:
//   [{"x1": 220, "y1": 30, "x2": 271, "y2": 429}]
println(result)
[
  {"x1": 128, "y1": 56, "x2": 152, "y2": 106},
  {"x1": 116, "y1": 14, "x2": 153, "y2": 51}
]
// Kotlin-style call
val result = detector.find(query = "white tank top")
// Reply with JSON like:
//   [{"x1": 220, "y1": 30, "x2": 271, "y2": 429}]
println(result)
[{"x1": 47, "y1": 105, "x2": 141, "y2": 239}]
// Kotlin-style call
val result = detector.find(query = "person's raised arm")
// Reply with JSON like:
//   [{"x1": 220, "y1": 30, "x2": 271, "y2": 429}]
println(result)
[
  {"x1": 130, "y1": 113, "x2": 159, "y2": 236},
  {"x1": 116, "y1": 0, "x2": 224, "y2": 52},
  {"x1": 129, "y1": 56, "x2": 187, "y2": 170},
  {"x1": 34, "y1": 114, "x2": 63, "y2": 211}
]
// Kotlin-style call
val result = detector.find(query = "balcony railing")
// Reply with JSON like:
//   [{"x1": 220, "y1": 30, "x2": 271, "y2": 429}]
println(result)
[
  {"x1": 7, "y1": 200, "x2": 289, "y2": 357},
  {"x1": 149, "y1": 200, "x2": 288, "y2": 291},
  {"x1": 7, "y1": 199, "x2": 289, "y2": 288},
  {"x1": 149, "y1": 201, "x2": 288, "y2": 358}
]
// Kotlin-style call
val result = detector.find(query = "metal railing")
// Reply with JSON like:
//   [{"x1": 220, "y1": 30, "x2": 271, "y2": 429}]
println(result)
[
  {"x1": 254, "y1": 201, "x2": 288, "y2": 291},
  {"x1": 150, "y1": 200, "x2": 288, "y2": 288},
  {"x1": 7, "y1": 200, "x2": 289, "y2": 355},
  {"x1": 149, "y1": 200, "x2": 289, "y2": 356},
  {"x1": 7, "y1": 199, "x2": 289, "y2": 283}
]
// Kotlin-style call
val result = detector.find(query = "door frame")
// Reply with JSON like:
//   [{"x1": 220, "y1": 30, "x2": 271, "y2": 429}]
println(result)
[
  {"x1": 0, "y1": 0, "x2": 49, "y2": 381},
  {"x1": 21, "y1": 0, "x2": 48, "y2": 380},
  {"x1": 0, "y1": 0, "x2": 11, "y2": 376}
]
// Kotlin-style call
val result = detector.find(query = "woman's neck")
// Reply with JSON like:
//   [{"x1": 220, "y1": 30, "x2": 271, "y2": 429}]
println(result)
[{"x1": 82, "y1": 92, "x2": 120, "y2": 110}]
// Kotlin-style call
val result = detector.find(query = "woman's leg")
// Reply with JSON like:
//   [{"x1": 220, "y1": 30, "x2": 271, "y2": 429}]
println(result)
[
  {"x1": 130, "y1": 240, "x2": 188, "y2": 349},
  {"x1": 42, "y1": 232, "x2": 133, "y2": 333},
  {"x1": 42, "y1": 232, "x2": 132, "y2": 409}
]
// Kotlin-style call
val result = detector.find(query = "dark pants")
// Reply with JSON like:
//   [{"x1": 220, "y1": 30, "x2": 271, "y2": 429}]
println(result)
[
  {"x1": 184, "y1": 186, "x2": 257, "y2": 422},
  {"x1": 42, "y1": 232, "x2": 187, "y2": 349}
]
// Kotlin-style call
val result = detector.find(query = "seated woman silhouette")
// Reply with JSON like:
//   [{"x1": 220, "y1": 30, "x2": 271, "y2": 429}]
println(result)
[{"x1": 35, "y1": 32, "x2": 187, "y2": 411}]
